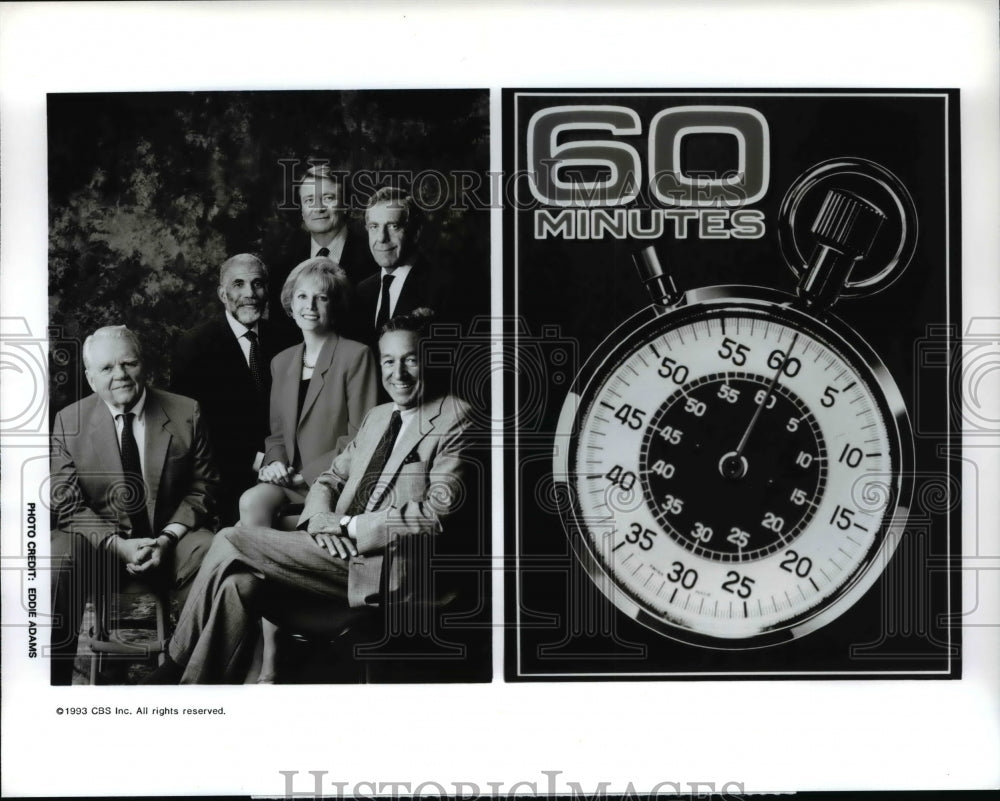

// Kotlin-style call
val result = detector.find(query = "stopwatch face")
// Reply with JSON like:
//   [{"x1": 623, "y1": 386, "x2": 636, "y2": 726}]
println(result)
[{"x1": 555, "y1": 289, "x2": 912, "y2": 648}]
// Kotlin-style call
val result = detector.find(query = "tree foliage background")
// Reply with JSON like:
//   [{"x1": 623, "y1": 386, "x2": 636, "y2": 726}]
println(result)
[{"x1": 48, "y1": 90, "x2": 490, "y2": 418}]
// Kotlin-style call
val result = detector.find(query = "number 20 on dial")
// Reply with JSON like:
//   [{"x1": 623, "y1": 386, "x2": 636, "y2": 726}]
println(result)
[{"x1": 553, "y1": 158, "x2": 917, "y2": 648}]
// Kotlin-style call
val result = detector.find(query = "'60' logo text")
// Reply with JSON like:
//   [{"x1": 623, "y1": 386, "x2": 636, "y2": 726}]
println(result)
[{"x1": 527, "y1": 105, "x2": 770, "y2": 208}]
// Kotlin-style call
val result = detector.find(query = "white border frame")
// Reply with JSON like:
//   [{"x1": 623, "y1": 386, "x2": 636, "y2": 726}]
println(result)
[{"x1": 2, "y1": 0, "x2": 997, "y2": 795}]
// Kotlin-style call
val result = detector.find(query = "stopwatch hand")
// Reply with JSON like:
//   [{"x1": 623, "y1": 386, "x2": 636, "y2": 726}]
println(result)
[{"x1": 726, "y1": 332, "x2": 801, "y2": 474}]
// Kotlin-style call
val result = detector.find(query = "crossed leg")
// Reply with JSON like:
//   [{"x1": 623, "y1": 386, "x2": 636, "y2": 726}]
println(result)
[{"x1": 166, "y1": 526, "x2": 351, "y2": 684}]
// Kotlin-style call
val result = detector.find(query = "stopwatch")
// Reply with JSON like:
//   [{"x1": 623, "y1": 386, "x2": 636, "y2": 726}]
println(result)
[{"x1": 553, "y1": 159, "x2": 917, "y2": 649}]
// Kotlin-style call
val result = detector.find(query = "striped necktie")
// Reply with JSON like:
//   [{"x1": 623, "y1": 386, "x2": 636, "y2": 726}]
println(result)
[
  {"x1": 245, "y1": 330, "x2": 263, "y2": 389},
  {"x1": 346, "y1": 410, "x2": 403, "y2": 515}
]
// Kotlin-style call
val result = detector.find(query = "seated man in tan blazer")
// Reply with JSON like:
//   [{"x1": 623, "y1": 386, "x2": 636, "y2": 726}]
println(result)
[
  {"x1": 144, "y1": 308, "x2": 472, "y2": 683},
  {"x1": 50, "y1": 325, "x2": 218, "y2": 684}
]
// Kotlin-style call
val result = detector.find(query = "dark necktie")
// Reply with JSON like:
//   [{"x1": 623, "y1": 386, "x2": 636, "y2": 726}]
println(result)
[
  {"x1": 245, "y1": 330, "x2": 263, "y2": 389},
  {"x1": 374, "y1": 273, "x2": 395, "y2": 336},
  {"x1": 346, "y1": 410, "x2": 403, "y2": 515},
  {"x1": 317, "y1": 247, "x2": 330, "y2": 258},
  {"x1": 118, "y1": 412, "x2": 152, "y2": 539}
]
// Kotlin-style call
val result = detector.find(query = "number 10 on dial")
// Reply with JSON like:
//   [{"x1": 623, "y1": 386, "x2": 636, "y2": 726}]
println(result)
[{"x1": 553, "y1": 161, "x2": 915, "y2": 649}]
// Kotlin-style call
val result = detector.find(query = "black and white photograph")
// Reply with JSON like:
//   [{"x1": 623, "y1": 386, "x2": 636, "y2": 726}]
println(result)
[
  {"x1": 45, "y1": 89, "x2": 492, "y2": 686},
  {"x1": 1, "y1": 1, "x2": 998, "y2": 798}
]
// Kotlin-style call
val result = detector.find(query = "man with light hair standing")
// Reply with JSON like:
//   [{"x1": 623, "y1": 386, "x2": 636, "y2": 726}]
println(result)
[
  {"x1": 295, "y1": 164, "x2": 376, "y2": 283},
  {"x1": 50, "y1": 325, "x2": 218, "y2": 684}
]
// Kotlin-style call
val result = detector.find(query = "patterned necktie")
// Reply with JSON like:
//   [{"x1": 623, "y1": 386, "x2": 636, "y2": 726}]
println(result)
[
  {"x1": 317, "y1": 247, "x2": 330, "y2": 258},
  {"x1": 346, "y1": 410, "x2": 403, "y2": 515},
  {"x1": 118, "y1": 412, "x2": 152, "y2": 539},
  {"x1": 374, "y1": 273, "x2": 395, "y2": 336},
  {"x1": 245, "y1": 330, "x2": 263, "y2": 389}
]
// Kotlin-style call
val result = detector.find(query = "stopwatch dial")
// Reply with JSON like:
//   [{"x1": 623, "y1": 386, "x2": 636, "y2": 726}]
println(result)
[
  {"x1": 568, "y1": 305, "x2": 900, "y2": 644},
  {"x1": 640, "y1": 374, "x2": 826, "y2": 562}
]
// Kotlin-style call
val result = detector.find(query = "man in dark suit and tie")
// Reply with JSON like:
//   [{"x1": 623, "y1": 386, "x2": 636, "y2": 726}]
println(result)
[
  {"x1": 50, "y1": 325, "x2": 219, "y2": 684},
  {"x1": 266, "y1": 164, "x2": 377, "y2": 298},
  {"x1": 348, "y1": 187, "x2": 453, "y2": 348},
  {"x1": 144, "y1": 309, "x2": 473, "y2": 683},
  {"x1": 172, "y1": 254, "x2": 292, "y2": 525}
]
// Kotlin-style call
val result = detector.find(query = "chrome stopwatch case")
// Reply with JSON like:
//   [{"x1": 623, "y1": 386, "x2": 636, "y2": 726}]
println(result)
[{"x1": 553, "y1": 159, "x2": 918, "y2": 649}]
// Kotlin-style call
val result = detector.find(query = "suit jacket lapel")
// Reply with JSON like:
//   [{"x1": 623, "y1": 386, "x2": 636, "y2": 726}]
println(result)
[
  {"x1": 86, "y1": 399, "x2": 127, "y2": 530},
  {"x1": 143, "y1": 390, "x2": 170, "y2": 530},
  {"x1": 258, "y1": 319, "x2": 283, "y2": 363},
  {"x1": 355, "y1": 404, "x2": 391, "y2": 468},
  {"x1": 396, "y1": 261, "x2": 425, "y2": 314},
  {"x1": 279, "y1": 343, "x2": 303, "y2": 462},
  {"x1": 88, "y1": 397, "x2": 123, "y2": 475},
  {"x1": 221, "y1": 318, "x2": 251, "y2": 383},
  {"x1": 367, "y1": 395, "x2": 444, "y2": 512},
  {"x1": 299, "y1": 334, "x2": 338, "y2": 426},
  {"x1": 335, "y1": 404, "x2": 389, "y2": 514}
]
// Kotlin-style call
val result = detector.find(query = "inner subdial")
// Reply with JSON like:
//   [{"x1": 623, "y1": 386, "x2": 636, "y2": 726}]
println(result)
[{"x1": 639, "y1": 372, "x2": 827, "y2": 562}]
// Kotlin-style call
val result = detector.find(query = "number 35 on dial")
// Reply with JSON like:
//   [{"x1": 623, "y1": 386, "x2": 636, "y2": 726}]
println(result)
[{"x1": 554, "y1": 291, "x2": 913, "y2": 649}]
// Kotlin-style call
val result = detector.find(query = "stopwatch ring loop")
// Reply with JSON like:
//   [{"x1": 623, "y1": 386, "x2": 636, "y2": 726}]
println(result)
[{"x1": 778, "y1": 157, "x2": 918, "y2": 299}]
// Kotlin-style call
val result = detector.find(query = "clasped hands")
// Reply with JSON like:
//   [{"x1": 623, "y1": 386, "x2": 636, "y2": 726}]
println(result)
[
  {"x1": 112, "y1": 535, "x2": 172, "y2": 575},
  {"x1": 258, "y1": 461, "x2": 307, "y2": 489},
  {"x1": 306, "y1": 513, "x2": 358, "y2": 560}
]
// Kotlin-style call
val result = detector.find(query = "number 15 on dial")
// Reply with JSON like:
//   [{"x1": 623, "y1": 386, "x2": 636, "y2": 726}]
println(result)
[{"x1": 553, "y1": 160, "x2": 916, "y2": 649}]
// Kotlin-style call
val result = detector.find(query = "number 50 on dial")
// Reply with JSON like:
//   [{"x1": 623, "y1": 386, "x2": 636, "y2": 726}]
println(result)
[{"x1": 553, "y1": 290, "x2": 913, "y2": 649}]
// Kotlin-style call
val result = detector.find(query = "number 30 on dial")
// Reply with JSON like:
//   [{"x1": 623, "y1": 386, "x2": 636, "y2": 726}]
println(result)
[{"x1": 554, "y1": 290, "x2": 913, "y2": 648}]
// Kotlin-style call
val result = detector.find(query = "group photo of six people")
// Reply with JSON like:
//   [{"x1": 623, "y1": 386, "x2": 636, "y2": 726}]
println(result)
[{"x1": 50, "y1": 164, "x2": 485, "y2": 684}]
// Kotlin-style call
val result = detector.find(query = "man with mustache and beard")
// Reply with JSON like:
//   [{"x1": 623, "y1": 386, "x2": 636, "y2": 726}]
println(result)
[{"x1": 173, "y1": 254, "x2": 294, "y2": 524}]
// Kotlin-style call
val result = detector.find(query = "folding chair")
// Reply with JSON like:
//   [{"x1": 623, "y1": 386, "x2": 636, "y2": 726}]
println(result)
[{"x1": 88, "y1": 574, "x2": 168, "y2": 685}]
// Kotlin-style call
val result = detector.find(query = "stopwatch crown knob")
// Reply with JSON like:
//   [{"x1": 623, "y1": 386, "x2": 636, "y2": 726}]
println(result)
[
  {"x1": 779, "y1": 157, "x2": 918, "y2": 301},
  {"x1": 797, "y1": 189, "x2": 888, "y2": 311},
  {"x1": 634, "y1": 246, "x2": 683, "y2": 307},
  {"x1": 811, "y1": 189, "x2": 886, "y2": 259}
]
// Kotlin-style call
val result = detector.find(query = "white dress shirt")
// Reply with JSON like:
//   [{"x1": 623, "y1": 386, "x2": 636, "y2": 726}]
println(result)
[
  {"x1": 107, "y1": 389, "x2": 148, "y2": 476},
  {"x1": 310, "y1": 226, "x2": 348, "y2": 262},
  {"x1": 223, "y1": 311, "x2": 260, "y2": 368}
]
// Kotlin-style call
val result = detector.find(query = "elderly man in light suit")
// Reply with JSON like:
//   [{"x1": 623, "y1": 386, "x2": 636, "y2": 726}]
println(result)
[
  {"x1": 50, "y1": 325, "x2": 218, "y2": 684},
  {"x1": 145, "y1": 309, "x2": 471, "y2": 683}
]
